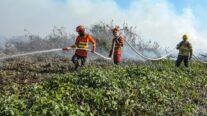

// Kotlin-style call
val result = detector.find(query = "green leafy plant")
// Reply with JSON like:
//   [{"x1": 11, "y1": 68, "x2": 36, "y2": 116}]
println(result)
[{"x1": 0, "y1": 57, "x2": 207, "y2": 115}]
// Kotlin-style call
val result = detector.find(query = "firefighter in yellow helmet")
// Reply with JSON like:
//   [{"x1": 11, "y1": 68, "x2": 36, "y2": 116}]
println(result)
[{"x1": 176, "y1": 34, "x2": 193, "y2": 67}]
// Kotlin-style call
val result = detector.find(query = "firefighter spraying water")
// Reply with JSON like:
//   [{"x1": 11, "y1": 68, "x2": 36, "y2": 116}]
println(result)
[{"x1": 62, "y1": 25, "x2": 96, "y2": 70}]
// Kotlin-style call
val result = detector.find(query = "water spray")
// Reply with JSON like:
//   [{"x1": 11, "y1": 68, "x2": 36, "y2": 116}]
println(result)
[
  {"x1": 0, "y1": 49, "x2": 62, "y2": 60},
  {"x1": 0, "y1": 48, "x2": 112, "y2": 61}
]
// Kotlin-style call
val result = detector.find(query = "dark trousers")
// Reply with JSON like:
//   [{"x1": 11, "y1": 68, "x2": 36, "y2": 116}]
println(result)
[
  {"x1": 176, "y1": 55, "x2": 190, "y2": 67},
  {"x1": 72, "y1": 54, "x2": 86, "y2": 69}
]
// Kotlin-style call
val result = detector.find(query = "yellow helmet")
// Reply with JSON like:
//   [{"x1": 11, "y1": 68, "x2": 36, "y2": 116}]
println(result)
[{"x1": 183, "y1": 34, "x2": 188, "y2": 40}]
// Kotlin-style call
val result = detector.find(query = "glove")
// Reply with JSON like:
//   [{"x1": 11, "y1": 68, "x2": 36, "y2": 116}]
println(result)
[
  {"x1": 62, "y1": 47, "x2": 70, "y2": 51},
  {"x1": 92, "y1": 47, "x2": 96, "y2": 53}
]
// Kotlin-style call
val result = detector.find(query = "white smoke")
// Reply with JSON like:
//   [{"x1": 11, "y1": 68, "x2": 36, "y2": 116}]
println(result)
[
  {"x1": 0, "y1": 35, "x2": 6, "y2": 49},
  {"x1": 0, "y1": 0, "x2": 207, "y2": 53}
]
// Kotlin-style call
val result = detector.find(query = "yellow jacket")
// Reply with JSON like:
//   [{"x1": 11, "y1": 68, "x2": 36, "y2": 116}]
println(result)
[{"x1": 177, "y1": 40, "x2": 193, "y2": 56}]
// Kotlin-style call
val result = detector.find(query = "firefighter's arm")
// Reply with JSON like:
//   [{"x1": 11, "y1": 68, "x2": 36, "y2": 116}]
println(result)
[
  {"x1": 189, "y1": 43, "x2": 193, "y2": 58},
  {"x1": 89, "y1": 35, "x2": 96, "y2": 52},
  {"x1": 176, "y1": 43, "x2": 181, "y2": 50},
  {"x1": 116, "y1": 37, "x2": 125, "y2": 47},
  {"x1": 62, "y1": 44, "x2": 75, "y2": 51},
  {"x1": 70, "y1": 44, "x2": 77, "y2": 48},
  {"x1": 62, "y1": 38, "x2": 78, "y2": 51},
  {"x1": 70, "y1": 37, "x2": 79, "y2": 48}
]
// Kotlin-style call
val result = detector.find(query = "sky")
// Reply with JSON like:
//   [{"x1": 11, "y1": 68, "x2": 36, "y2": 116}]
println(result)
[
  {"x1": 169, "y1": 0, "x2": 207, "y2": 28},
  {"x1": 0, "y1": 0, "x2": 207, "y2": 52}
]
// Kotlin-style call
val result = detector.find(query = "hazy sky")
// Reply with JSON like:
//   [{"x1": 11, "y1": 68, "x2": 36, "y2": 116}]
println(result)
[{"x1": 0, "y1": 0, "x2": 207, "y2": 50}]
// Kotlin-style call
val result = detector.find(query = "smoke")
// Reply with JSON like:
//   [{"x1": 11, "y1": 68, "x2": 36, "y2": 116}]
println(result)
[
  {"x1": 0, "y1": 0, "x2": 207, "y2": 53},
  {"x1": 0, "y1": 35, "x2": 6, "y2": 50}
]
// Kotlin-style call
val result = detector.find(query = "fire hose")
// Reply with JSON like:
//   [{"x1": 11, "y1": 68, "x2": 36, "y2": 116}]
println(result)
[
  {"x1": 126, "y1": 40, "x2": 207, "y2": 63},
  {"x1": 125, "y1": 40, "x2": 176, "y2": 61},
  {"x1": 0, "y1": 43, "x2": 207, "y2": 64},
  {"x1": 193, "y1": 55, "x2": 207, "y2": 64}
]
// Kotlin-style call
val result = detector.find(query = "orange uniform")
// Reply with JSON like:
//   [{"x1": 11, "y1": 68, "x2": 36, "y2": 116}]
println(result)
[
  {"x1": 71, "y1": 34, "x2": 96, "y2": 57},
  {"x1": 111, "y1": 36, "x2": 125, "y2": 64},
  {"x1": 113, "y1": 36, "x2": 125, "y2": 55}
]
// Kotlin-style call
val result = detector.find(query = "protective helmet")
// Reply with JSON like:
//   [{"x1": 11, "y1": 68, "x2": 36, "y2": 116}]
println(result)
[
  {"x1": 76, "y1": 25, "x2": 85, "y2": 32},
  {"x1": 183, "y1": 34, "x2": 188, "y2": 40}
]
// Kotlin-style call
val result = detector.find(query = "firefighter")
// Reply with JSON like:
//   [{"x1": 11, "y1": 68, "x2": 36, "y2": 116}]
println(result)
[
  {"x1": 176, "y1": 34, "x2": 193, "y2": 67},
  {"x1": 63, "y1": 25, "x2": 96, "y2": 70},
  {"x1": 109, "y1": 26, "x2": 125, "y2": 65}
]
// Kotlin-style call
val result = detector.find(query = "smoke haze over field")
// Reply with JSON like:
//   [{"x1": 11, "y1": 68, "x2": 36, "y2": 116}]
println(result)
[{"x1": 0, "y1": 0, "x2": 207, "y2": 52}]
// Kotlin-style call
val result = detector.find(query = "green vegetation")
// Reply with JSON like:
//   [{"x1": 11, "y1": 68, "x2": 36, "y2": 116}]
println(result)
[{"x1": 0, "y1": 56, "x2": 207, "y2": 115}]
